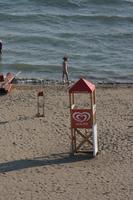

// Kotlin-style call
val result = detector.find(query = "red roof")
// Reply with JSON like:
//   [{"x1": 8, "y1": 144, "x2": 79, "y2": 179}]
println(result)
[{"x1": 69, "y1": 78, "x2": 95, "y2": 93}]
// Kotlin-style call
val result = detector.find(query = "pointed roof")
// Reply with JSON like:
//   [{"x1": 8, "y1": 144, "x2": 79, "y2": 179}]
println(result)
[{"x1": 69, "y1": 78, "x2": 95, "y2": 93}]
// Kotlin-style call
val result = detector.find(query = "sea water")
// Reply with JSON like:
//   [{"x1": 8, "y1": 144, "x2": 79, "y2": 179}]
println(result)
[{"x1": 0, "y1": 0, "x2": 133, "y2": 83}]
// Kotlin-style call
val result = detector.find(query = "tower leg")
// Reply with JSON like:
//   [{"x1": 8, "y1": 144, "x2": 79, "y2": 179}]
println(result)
[{"x1": 92, "y1": 124, "x2": 98, "y2": 157}]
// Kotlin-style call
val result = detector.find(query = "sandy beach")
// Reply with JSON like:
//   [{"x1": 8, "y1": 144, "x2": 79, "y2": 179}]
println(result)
[{"x1": 0, "y1": 83, "x2": 132, "y2": 200}]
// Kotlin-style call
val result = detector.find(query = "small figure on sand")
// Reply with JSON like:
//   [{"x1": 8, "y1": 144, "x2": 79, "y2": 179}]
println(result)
[
  {"x1": 62, "y1": 56, "x2": 69, "y2": 84},
  {"x1": 0, "y1": 40, "x2": 2, "y2": 54}
]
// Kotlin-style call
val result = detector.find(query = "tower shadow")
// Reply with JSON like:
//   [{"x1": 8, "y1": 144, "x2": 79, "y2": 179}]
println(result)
[{"x1": 0, "y1": 152, "x2": 94, "y2": 173}]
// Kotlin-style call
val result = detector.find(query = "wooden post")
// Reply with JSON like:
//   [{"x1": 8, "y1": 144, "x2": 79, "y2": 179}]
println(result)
[{"x1": 37, "y1": 91, "x2": 45, "y2": 117}]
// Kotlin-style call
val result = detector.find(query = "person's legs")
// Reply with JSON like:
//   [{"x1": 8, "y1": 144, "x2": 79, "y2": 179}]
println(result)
[
  {"x1": 66, "y1": 72, "x2": 68, "y2": 81},
  {"x1": 62, "y1": 71, "x2": 69, "y2": 84},
  {"x1": 62, "y1": 72, "x2": 65, "y2": 83},
  {"x1": 0, "y1": 41, "x2": 2, "y2": 54},
  {"x1": 65, "y1": 72, "x2": 69, "y2": 85}
]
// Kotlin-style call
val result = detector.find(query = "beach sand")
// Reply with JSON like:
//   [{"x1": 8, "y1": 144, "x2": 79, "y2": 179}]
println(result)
[{"x1": 0, "y1": 83, "x2": 132, "y2": 200}]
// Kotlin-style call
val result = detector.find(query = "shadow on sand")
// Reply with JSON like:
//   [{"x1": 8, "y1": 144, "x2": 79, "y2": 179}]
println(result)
[{"x1": 0, "y1": 152, "x2": 94, "y2": 173}]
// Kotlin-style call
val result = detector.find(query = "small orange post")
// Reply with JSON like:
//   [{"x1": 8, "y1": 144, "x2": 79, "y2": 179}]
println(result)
[{"x1": 37, "y1": 91, "x2": 45, "y2": 117}]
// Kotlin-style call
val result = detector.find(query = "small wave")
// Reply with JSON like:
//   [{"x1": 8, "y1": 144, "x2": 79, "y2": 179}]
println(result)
[
  {"x1": 0, "y1": 12, "x2": 45, "y2": 23},
  {"x1": 82, "y1": 0, "x2": 132, "y2": 5},
  {"x1": 31, "y1": 0, "x2": 129, "y2": 7},
  {"x1": 95, "y1": 31, "x2": 133, "y2": 40},
  {"x1": 2, "y1": 63, "x2": 61, "y2": 72},
  {"x1": 63, "y1": 14, "x2": 133, "y2": 23},
  {"x1": 2, "y1": 33, "x2": 72, "y2": 50},
  {"x1": 31, "y1": 0, "x2": 82, "y2": 8},
  {"x1": 124, "y1": 0, "x2": 133, "y2": 4},
  {"x1": 1, "y1": 11, "x2": 133, "y2": 25}
]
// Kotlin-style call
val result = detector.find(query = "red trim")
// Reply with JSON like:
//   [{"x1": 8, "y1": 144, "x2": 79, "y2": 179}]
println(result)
[{"x1": 69, "y1": 78, "x2": 95, "y2": 93}]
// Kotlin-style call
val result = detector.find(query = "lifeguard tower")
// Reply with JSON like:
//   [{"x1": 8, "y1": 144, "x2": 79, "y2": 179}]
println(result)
[{"x1": 69, "y1": 78, "x2": 98, "y2": 157}]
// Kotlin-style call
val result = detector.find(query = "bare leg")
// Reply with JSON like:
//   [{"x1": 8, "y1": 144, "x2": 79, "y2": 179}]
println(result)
[
  {"x1": 66, "y1": 72, "x2": 69, "y2": 85},
  {"x1": 62, "y1": 72, "x2": 65, "y2": 83}
]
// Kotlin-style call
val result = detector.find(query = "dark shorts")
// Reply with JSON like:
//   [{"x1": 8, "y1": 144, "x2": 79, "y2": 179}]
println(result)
[{"x1": 0, "y1": 42, "x2": 2, "y2": 49}]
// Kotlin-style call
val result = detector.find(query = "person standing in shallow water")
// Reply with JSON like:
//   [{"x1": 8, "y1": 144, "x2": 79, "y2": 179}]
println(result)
[
  {"x1": 62, "y1": 56, "x2": 69, "y2": 84},
  {"x1": 0, "y1": 40, "x2": 2, "y2": 54}
]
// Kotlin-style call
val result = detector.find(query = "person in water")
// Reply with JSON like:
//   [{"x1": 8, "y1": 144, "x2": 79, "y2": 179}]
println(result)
[
  {"x1": 0, "y1": 40, "x2": 2, "y2": 54},
  {"x1": 62, "y1": 56, "x2": 69, "y2": 84}
]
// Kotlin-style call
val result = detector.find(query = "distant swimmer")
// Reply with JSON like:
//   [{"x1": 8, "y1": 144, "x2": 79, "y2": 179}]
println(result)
[
  {"x1": 0, "y1": 40, "x2": 2, "y2": 54},
  {"x1": 62, "y1": 56, "x2": 69, "y2": 84}
]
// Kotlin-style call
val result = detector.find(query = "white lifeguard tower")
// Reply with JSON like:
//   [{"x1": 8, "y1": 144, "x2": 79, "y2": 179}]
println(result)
[{"x1": 69, "y1": 78, "x2": 98, "y2": 157}]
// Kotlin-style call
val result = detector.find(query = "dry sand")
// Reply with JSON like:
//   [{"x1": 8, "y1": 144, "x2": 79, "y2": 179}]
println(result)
[{"x1": 0, "y1": 83, "x2": 132, "y2": 200}]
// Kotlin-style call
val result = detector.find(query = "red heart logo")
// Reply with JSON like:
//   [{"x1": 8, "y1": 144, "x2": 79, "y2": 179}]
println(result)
[{"x1": 72, "y1": 112, "x2": 90, "y2": 122}]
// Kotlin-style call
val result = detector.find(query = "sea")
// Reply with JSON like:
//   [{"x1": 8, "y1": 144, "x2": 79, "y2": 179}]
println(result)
[{"x1": 0, "y1": 0, "x2": 133, "y2": 83}]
